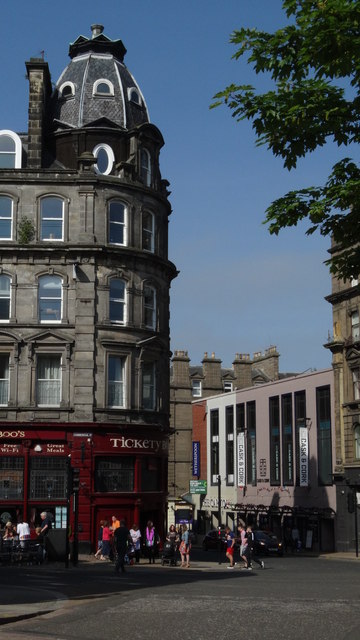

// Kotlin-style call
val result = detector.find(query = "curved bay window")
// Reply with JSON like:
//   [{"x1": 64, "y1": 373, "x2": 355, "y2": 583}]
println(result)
[
  {"x1": 29, "y1": 457, "x2": 67, "y2": 500},
  {"x1": 95, "y1": 457, "x2": 134, "y2": 492},
  {"x1": 0, "y1": 457, "x2": 24, "y2": 499}
]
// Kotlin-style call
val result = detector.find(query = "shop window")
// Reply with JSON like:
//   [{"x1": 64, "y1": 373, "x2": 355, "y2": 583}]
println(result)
[
  {"x1": 0, "y1": 195, "x2": 13, "y2": 239},
  {"x1": 0, "y1": 457, "x2": 24, "y2": 499},
  {"x1": 38, "y1": 275, "x2": 62, "y2": 323},
  {"x1": 210, "y1": 408, "x2": 219, "y2": 484},
  {"x1": 226, "y1": 405, "x2": 234, "y2": 485},
  {"x1": 95, "y1": 457, "x2": 134, "y2": 492},
  {"x1": 36, "y1": 355, "x2": 61, "y2": 406},
  {"x1": 140, "y1": 148, "x2": 151, "y2": 187},
  {"x1": 191, "y1": 379, "x2": 202, "y2": 397},
  {"x1": 93, "y1": 143, "x2": 115, "y2": 175},
  {"x1": 281, "y1": 394, "x2": 293, "y2": 485},
  {"x1": 29, "y1": 457, "x2": 67, "y2": 500},
  {"x1": 109, "y1": 278, "x2": 126, "y2": 324},
  {"x1": 40, "y1": 196, "x2": 64, "y2": 241},
  {"x1": 142, "y1": 211, "x2": 155, "y2": 252},
  {"x1": 0, "y1": 354, "x2": 9, "y2": 405},
  {"x1": 141, "y1": 457, "x2": 160, "y2": 491},
  {"x1": 269, "y1": 396, "x2": 281, "y2": 486},
  {"x1": 108, "y1": 201, "x2": 127, "y2": 245},
  {"x1": 0, "y1": 274, "x2": 11, "y2": 320},
  {"x1": 144, "y1": 285, "x2": 156, "y2": 329},
  {"x1": 316, "y1": 385, "x2": 332, "y2": 485},
  {"x1": 142, "y1": 362, "x2": 156, "y2": 410},
  {"x1": 246, "y1": 401, "x2": 256, "y2": 486},
  {"x1": 0, "y1": 130, "x2": 22, "y2": 168},
  {"x1": 108, "y1": 355, "x2": 125, "y2": 408}
]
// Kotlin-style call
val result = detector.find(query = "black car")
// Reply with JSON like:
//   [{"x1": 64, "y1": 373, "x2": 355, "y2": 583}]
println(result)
[
  {"x1": 202, "y1": 528, "x2": 229, "y2": 551},
  {"x1": 253, "y1": 530, "x2": 283, "y2": 556}
]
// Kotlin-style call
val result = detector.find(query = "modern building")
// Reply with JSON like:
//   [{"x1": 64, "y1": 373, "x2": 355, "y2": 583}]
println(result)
[
  {"x1": 168, "y1": 346, "x2": 283, "y2": 526},
  {"x1": 0, "y1": 25, "x2": 177, "y2": 552},
  {"x1": 325, "y1": 275, "x2": 360, "y2": 551},
  {"x1": 192, "y1": 368, "x2": 336, "y2": 552}
]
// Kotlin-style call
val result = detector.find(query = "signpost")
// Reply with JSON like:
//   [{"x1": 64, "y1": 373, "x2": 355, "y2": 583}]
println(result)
[{"x1": 189, "y1": 480, "x2": 207, "y2": 494}]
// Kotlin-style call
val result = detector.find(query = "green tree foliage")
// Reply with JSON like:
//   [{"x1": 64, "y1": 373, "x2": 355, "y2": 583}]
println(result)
[{"x1": 212, "y1": 0, "x2": 360, "y2": 279}]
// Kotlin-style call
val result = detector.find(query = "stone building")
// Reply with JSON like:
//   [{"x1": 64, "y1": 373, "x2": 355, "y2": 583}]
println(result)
[
  {"x1": 0, "y1": 25, "x2": 177, "y2": 552},
  {"x1": 325, "y1": 275, "x2": 360, "y2": 551},
  {"x1": 168, "y1": 346, "x2": 282, "y2": 525}
]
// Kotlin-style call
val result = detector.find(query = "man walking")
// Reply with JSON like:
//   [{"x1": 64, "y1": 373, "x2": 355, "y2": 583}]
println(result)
[
  {"x1": 245, "y1": 525, "x2": 264, "y2": 570},
  {"x1": 114, "y1": 519, "x2": 131, "y2": 574},
  {"x1": 225, "y1": 526, "x2": 236, "y2": 569}
]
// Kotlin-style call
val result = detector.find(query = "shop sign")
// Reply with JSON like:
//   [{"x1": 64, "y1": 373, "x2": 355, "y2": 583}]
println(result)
[
  {"x1": 237, "y1": 432, "x2": 246, "y2": 487},
  {"x1": 299, "y1": 426, "x2": 309, "y2": 487},
  {"x1": 190, "y1": 480, "x2": 207, "y2": 494},
  {"x1": 0, "y1": 430, "x2": 25, "y2": 439},
  {"x1": 0, "y1": 443, "x2": 20, "y2": 454},
  {"x1": 192, "y1": 441, "x2": 200, "y2": 476},
  {"x1": 44, "y1": 444, "x2": 65, "y2": 454},
  {"x1": 109, "y1": 436, "x2": 168, "y2": 453},
  {"x1": 202, "y1": 496, "x2": 232, "y2": 509}
]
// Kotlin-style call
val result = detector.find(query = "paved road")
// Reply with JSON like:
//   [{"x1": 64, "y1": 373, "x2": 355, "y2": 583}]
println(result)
[{"x1": 0, "y1": 552, "x2": 359, "y2": 640}]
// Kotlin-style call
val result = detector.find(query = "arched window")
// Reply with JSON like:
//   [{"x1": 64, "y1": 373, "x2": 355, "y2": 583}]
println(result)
[
  {"x1": 109, "y1": 278, "x2": 126, "y2": 324},
  {"x1": 40, "y1": 196, "x2": 64, "y2": 241},
  {"x1": 0, "y1": 195, "x2": 13, "y2": 240},
  {"x1": 142, "y1": 211, "x2": 155, "y2": 252},
  {"x1": 93, "y1": 144, "x2": 115, "y2": 175},
  {"x1": 59, "y1": 82, "x2": 75, "y2": 98},
  {"x1": 93, "y1": 79, "x2": 114, "y2": 96},
  {"x1": 355, "y1": 424, "x2": 360, "y2": 459},
  {"x1": 144, "y1": 285, "x2": 156, "y2": 329},
  {"x1": 0, "y1": 275, "x2": 11, "y2": 321},
  {"x1": 38, "y1": 275, "x2": 62, "y2": 323},
  {"x1": 108, "y1": 201, "x2": 127, "y2": 246},
  {"x1": 0, "y1": 130, "x2": 22, "y2": 168},
  {"x1": 128, "y1": 87, "x2": 141, "y2": 104},
  {"x1": 140, "y1": 148, "x2": 151, "y2": 187}
]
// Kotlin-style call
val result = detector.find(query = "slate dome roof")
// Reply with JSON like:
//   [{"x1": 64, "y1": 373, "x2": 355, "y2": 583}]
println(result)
[{"x1": 50, "y1": 25, "x2": 149, "y2": 131}]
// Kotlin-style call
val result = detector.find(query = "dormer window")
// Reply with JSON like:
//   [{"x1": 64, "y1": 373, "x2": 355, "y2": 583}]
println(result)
[
  {"x1": 93, "y1": 144, "x2": 115, "y2": 175},
  {"x1": 0, "y1": 130, "x2": 22, "y2": 169},
  {"x1": 59, "y1": 82, "x2": 75, "y2": 99},
  {"x1": 128, "y1": 87, "x2": 141, "y2": 104},
  {"x1": 93, "y1": 79, "x2": 114, "y2": 96}
]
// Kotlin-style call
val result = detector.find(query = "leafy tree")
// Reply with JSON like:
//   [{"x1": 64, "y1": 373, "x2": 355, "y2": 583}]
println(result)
[{"x1": 212, "y1": 0, "x2": 360, "y2": 279}]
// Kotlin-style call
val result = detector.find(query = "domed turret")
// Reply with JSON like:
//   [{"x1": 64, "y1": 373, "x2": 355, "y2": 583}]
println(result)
[{"x1": 50, "y1": 25, "x2": 149, "y2": 132}]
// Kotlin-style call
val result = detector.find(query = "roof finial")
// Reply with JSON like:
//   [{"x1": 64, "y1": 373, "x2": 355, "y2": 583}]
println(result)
[{"x1": 91, "y1": 24, "x2": 104, "y2": 39}]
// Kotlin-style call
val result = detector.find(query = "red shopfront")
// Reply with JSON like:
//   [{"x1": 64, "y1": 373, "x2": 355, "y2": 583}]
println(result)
[{"x1": 0, "y1": 425, "x2": 169, "y2": 553}]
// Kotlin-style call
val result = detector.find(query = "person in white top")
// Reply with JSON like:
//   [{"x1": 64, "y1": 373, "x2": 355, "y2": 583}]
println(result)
[
  {"x1": 129, "y1": 523, "x2": 142, "y2": 563},
  {"x1": 17, "y1": 520, "x2": 31, "y2": 549}
]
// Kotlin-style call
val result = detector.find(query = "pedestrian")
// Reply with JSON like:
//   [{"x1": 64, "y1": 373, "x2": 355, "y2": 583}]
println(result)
[
  {"x1": 39, "y1": 511, "x2": 52, "y2": 536},
  {"x1": 237, "y1": 524, "x2": 249, "y2": 568},
  {"x1": 16, "y1": 518, "x2": 31, "y2": 550},
  {"x1": 179, "y1": 523, "x2": 191, "y2": 568},
  {"x1": 145, "y1": 521, "x2": 156, "y2": 564},
  {"x1": 100, "y1": 520, "x2": 111, "y2": 560},
  {"x1": 129, "y1": 523, "x2": 141, "y2": 563},
  {"x1": 245, "y1": 525, "x2": 264, "y2": 569},
  {"x1": 114, "y1": 519, "x2": 131, "y2": 574},
  {"x1": 94, "y1": 520, "x2": 104, "y2": 559},
  {"x1": 225, "y1": 525, "x2": 236, "y2": 569}
]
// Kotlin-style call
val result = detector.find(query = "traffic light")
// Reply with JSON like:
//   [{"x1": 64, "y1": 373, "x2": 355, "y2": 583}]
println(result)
[
  {"x1": 347, "y1": 491, "x2": 355, "y2": 514},
  {"x1": 72, "y1": 468, "x2": 80, "y2": 493}
]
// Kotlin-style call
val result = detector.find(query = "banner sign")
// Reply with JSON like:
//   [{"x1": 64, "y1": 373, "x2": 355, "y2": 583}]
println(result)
[
  {"x1": 237, "y1": 432, "x2": 246, "y2": 487},
  {"x1": 190, "y1": 480, "x2": 207, "y2": 494},
  {"x1": 192, "y1": 441, "x2": 200, "y2": 476},
  {"x1": 299, "y1": 426, "x2": 309, "y2": 487}
]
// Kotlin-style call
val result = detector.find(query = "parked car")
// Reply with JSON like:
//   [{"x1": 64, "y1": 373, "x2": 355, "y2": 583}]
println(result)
[
  {"x1": 202, "y1": 528, "x2": 228, "y2": 551},
  {"x1": 254, "y1": 530, "x2": 283, "y2": 556}
]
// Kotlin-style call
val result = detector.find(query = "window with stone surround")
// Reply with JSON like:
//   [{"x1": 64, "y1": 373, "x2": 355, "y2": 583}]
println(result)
[
  {"x1": 36, "y1": 355, "x2": 61, "y2": 406},
  {"x1": 38, "y1": 275, "x2": 62, "y2": 323},
  {"x1": 107, "y1": 355, "x2": 125, "y2": 408},
  {"x1": 140, "y1": 148, "x2": 151, "y2": 187},
  {"x1": 109, "y1": 278, "x2": 126, "y2": 324},
  {"x1": 40, "y1": 196, "x2": 64, "y2": 241},
  {"x1": 0, "y1": 274, "x2": 11, "y2": 321},
  {"x1": 108, "y1": 201, "x2": 127, "y2": 246},
  {"x1": 0, "y1": 195, "x2": 13, "y2": 239}
]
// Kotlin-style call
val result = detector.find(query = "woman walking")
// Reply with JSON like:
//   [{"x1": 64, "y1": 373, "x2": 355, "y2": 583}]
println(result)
[{"x1": 145, "y1": 520, "x2": 156, "y2": 564}]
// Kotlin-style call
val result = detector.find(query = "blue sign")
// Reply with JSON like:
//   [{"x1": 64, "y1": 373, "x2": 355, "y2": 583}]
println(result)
[{"x1": 192, "y1": 441, "x2": 200, "y2": 476}]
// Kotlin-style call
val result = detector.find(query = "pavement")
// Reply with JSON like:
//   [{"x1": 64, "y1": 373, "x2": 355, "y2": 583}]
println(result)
[{"x1": 0, "y1": 550, "x2": 358, "y2": 627}]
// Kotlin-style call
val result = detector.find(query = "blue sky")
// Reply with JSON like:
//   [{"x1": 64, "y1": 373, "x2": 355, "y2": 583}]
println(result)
[{"x1": 0, "y1": 0, "x2": 336, "y2": 373}]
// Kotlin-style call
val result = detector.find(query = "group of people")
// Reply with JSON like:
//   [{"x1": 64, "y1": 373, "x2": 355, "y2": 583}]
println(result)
[
  {"x1": 225, "y1": 524, "x2": 265, "y2": 570},
  {"x1": 94, "y1": 517, "x2": 192, "y2": 570}
]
